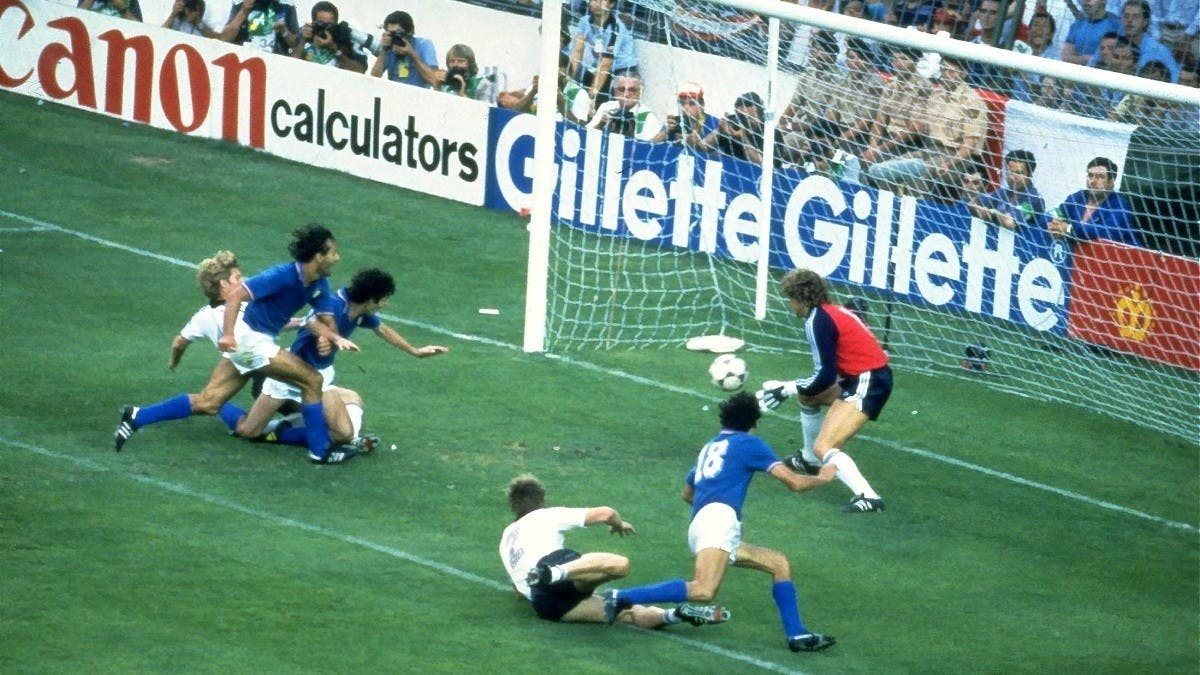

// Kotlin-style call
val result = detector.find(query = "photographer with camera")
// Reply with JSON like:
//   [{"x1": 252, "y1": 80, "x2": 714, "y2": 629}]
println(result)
[
  {"x1": 655, "y1": 82, "x2": 718, "y2": 151},
  {"x1": 585, "y1": 73, "x2": 661, "y2": 140},
  {"x1": 219, "y1": 0, "x2": 299, "y2": 55},
  {"x1": 709, "y1": 91, "x2": 771, "y2": 164},
  {"x1": 370, "y1": 11, "x2": 440, "y2": 89},
  {"x1": 292, "y1": 1, "x2": 367, "y2": 73},
  {"x1": 163, "y1": 0, "x2": 217, "y2": 36},
  {"x1": 438, "y1": 44, "x2": 496, "y2": 103}
]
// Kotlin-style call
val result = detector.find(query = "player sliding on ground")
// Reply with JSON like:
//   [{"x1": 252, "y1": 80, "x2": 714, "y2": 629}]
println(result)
[
  {"x1": 500, "y1": 474, "x2": 729, "y2": 629},
  {"x1": 113, "y1": 225, "x2": 360, "y2": 464}
]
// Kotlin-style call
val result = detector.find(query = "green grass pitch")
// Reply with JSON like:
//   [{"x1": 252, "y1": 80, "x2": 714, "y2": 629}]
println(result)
[{"x1": 0, "y1": 90, "x2": 1196, "y2": 674}]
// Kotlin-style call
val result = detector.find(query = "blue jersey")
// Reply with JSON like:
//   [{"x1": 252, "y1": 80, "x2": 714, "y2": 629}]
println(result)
[
  {"x1": 290, "y1": 288, "x2": 381, "y2": 369},
  {"x1": 241, "y1": 262, "x2": 334, "y2": 337},
  {"x1": 686, "y1": 430, "x2": 781, "y2": 521}
]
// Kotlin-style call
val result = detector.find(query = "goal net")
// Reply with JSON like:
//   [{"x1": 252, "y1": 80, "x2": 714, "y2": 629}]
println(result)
[{"x1": 525, "y1": 0, "x2": 1200, "y2": 441}]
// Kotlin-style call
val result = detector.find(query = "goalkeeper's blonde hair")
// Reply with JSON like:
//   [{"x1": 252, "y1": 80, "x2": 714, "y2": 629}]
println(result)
[
  {"x1": 779, "y1": 268, "x2": 830, "y2": 308},
  {"x1": 197, "y1": 250, "x2": 239, "y2": 306}
]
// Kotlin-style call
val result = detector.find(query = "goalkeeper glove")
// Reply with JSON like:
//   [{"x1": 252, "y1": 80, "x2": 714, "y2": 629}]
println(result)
[{"x1": 756, "y1": 380, "x2": 798, "y2": 410}]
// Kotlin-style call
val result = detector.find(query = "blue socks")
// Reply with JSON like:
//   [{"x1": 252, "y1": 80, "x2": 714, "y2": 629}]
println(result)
[
  {"x1": 273, "y1": 425, "x2": 308, "y2": 447},
  {"x1": 218, "y1": 403, "x2": 244, "y2": 432},
  {"x1": 772, "y1": 580, "x2": 809, "y2": 638},
  {"x1": 617, "y1": 578, "x2": 689, "y2": 606},
  {"x1": 133, "y1": 394, "x2": 192, "y2": 428},
  {"x1": 300, "y1": 402, "x2": 330, "y2": 457}
]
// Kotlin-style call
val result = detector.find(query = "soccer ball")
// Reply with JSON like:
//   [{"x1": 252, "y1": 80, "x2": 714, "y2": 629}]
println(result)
[{"x1": 708, "y1": 354, "x2": 748, "y2": 391}]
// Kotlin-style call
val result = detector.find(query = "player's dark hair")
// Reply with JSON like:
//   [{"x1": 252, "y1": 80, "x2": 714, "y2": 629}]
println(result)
[
  {"x1": 779, "y1": 268, "x2": 830, "y2": 307},
  {"x1": 719, "y1": 392, "x2": 761, "y2": 431},
  {"x1": 289, "y1": 224, "x2": 335, "y2": 263},
  {"x1": 507, "y1": 474, "x2": 546, "y2": 519},
  {"x1": 346, "y1": 268, "x2": 396, "y2": 304}
]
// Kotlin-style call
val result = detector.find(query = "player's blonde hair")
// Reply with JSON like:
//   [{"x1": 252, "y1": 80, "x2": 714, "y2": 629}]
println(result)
[
  {"x1": 197, "y1": 250, "x2": 239, "y2": 306},
  {"x1": 506, "y1": 474, "x2": 546, "y2": 519},
  {"x1": 779, "y1": 268, "x2": 830, "y2": 307}
]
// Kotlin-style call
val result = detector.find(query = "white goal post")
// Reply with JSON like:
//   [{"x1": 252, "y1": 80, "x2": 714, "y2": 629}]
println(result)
[{"x1": 524, "y1": 0, "x2": 1200, "y2": 441}]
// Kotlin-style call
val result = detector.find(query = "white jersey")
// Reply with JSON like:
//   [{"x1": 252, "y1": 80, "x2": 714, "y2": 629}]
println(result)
[
  {"x1": 178, "y1": 302, "x2": 245, "y2": 347},
  {"x1": 498, "y1": 506, "x2": 587, "y2": 600}
]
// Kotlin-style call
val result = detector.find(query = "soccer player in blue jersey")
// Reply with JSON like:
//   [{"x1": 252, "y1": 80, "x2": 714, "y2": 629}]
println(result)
[
  {"x1": 217, "y1": 268, "x2": 449, "y2": 449},
  {"x1": 603, "y1": 392, "x2": 838, "y2": 653},
  {"x1": 113, "y1": 225, "x2": 360, "y2": 464},
  {"x1": 757, "y1": 268, "x2": 893, "y2": 513}
]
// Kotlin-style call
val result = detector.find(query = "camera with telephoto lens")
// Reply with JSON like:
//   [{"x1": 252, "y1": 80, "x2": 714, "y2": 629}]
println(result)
[{"x1": 390, "y1": 29, "x2": 411, "y2": 48}]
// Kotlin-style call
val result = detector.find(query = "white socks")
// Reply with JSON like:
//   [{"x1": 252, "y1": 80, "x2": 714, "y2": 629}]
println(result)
[
  {"x1": 824, "y1": 449, "x2": 880, "y2": 499},
  {"x1": 799, "y1": 405, "x2": 824, "y2": 464},
  {"x1": 346, "y1": 403, "x2": 364, "y2": 438}
]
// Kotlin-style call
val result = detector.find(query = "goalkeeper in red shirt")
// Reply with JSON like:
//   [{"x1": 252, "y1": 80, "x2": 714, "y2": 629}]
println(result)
[{"x1": 756, "y1": 268, "x2": 892, "y2": 513}]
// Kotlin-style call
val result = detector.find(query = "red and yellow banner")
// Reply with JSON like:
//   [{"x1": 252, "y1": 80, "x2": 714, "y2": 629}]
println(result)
[{"x1": 1068, "y1": 240, "x2": 1200, "y2": 372}]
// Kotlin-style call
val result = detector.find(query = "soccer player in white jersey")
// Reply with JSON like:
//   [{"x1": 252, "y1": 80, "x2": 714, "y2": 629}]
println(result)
[
  {"x1": 500, "y1": 474, "x2": 728, "y2": 629},
  {"x1": 167, "y1": 250, "x2": 244, "y2": 370},
  {"x1": 604, "y1": 392, "x2": 838, "y2": 653}
]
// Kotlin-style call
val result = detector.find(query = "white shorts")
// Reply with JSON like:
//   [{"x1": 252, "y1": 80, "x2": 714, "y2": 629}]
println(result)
[
  {"x1": 687, "y1": 502, "x2": 741, "y2": 563},
  {"x1": 260, "y1": 365, "x2": 335, "y2": 402},
  {"x1": 222, "y1": 320, "x2": 281, "y2": 374}
]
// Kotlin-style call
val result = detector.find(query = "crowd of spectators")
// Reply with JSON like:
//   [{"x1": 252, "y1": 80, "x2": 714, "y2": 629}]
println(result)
[{"x1": 83, "y1": 0, "x2": 1197, "y2": 252}]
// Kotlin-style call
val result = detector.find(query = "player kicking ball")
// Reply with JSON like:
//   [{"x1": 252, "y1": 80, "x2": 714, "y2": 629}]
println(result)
[{"x1": 604, "y1": 392, "x2": 836, "y2": 652}]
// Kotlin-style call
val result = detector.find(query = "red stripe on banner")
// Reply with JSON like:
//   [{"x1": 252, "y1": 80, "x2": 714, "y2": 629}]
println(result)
[
  {"x1": 977, "y1": 88, "x2": 1008, "y2": 186},
  {"x1": 1067, "y1": 240, "x2": 1200, "y2": 372}
]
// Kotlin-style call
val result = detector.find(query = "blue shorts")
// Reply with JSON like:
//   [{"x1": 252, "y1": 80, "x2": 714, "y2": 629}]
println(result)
[
  {"x1": 529, "y1": 549, "x2": 591, "y2": 621},
  {"x1": 839, "y1": 366, "x2": 892, "y2": 421}
]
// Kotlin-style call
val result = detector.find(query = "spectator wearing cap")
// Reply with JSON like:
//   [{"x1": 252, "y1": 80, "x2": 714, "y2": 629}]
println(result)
[
  {"x1": 657, "y1": 82, "x2": 719, "y2": 151},
  {"x1": 867, "y1": 55, "x2": 987, "y2": 195},
  {"x1": 862, "y1": 45, "x2": 931, "y2": 168}
]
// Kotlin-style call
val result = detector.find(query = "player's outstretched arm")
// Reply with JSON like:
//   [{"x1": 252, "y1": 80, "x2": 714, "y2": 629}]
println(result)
[
  {"x1": 168, "y1": 335, "x2": 192, "y2": 370},
  {"x1": 769, "y1": 462, "x2": 836, "y2": 492},
  {"x1": 375, "y1": 324, "x2": 448, "y2": 358},
  {"x1": 584, "y1": 506, "x2": 635, "y2": 536}
]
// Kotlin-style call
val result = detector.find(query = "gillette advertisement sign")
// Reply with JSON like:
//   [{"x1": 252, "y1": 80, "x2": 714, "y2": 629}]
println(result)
[{"x1": 486, "y1": 109, "x2": 1070, "y2": 335}]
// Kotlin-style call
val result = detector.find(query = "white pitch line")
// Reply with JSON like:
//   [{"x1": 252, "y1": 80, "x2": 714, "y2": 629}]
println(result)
[
  {"x1": 2, "y1": 438, "x2": 807, "y2": 675},
  {"x1": 3, "y1": 208, "x2": 1196, "y2": 538}
]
